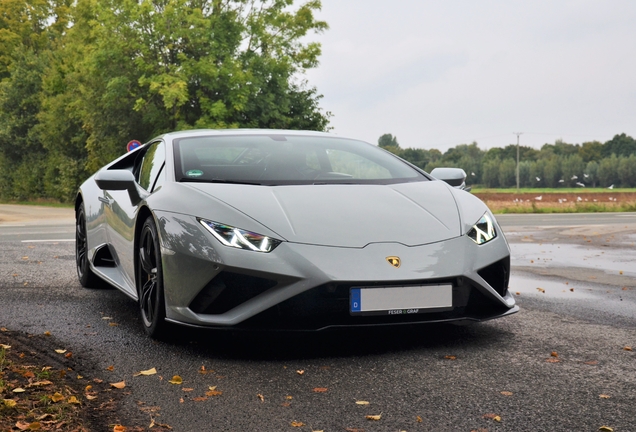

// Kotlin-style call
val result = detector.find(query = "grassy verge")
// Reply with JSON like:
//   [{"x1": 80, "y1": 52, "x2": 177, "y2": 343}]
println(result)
[
  {"x1": 491, "y1": 202, "x2": 636, "y2": 214},
  {"x1": 472, "y1": 187, "x2": 636, "y2": 194},
  {"x1": 0, "y1": 200, "x2": 73, "y2": 208}
]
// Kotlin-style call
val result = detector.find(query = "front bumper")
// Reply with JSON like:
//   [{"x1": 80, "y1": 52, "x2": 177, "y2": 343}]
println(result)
[{"x1": 155, "y1": 211, "x2": 516, "y2": 330}]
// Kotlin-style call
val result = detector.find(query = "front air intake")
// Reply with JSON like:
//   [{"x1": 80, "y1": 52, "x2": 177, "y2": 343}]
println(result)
[{"x1": 477, "y1": 256, "x2": 510, "y2": 297}]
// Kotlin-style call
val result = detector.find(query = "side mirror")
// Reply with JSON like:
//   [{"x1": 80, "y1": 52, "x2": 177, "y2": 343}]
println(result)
[
  {"x1": 430, "y1": 167, "x2": 470, "y2": 191},
  {"x1": 94, "y1": 169, "x2": 148, "y2": 205}
]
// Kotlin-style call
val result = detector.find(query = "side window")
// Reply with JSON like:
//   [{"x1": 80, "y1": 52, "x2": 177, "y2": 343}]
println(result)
[{"x1": 137, "y1": 141, "x2": 165, "y2": 191}]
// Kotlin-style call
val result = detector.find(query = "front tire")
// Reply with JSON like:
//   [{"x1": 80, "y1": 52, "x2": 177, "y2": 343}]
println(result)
[
  {"x1": 137, "y1": 216, "x2": 168, "y2": 338},
  {"x1": 76, "y1": 203, "x2": 100, "y2": 288}
]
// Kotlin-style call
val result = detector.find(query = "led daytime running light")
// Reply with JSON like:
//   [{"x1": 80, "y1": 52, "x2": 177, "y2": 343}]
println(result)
[
  {"x1": 467, "y1": 213, "x2": 497, "y2": 245},
  {"x1": 199, "y1": 219, "x2": 281, "y2": 252}
]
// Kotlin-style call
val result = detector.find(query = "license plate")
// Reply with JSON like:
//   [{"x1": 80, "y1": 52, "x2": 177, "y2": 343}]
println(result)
[{"x1": 350, "y1": 284, "x2": 453, "y2": 315}]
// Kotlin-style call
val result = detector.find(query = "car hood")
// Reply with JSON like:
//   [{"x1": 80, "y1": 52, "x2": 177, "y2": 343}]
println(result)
[{"x1": 186, "y1": 181, "x2": 461, "y2": 248}]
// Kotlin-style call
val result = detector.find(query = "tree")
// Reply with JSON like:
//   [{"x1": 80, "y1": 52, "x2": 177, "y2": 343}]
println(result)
[
  {"x1": 378, "y1": 133, "x2": 400, "y2": 150},
  {"x1": 36, "y1": 0, "x2": 331, "y2": 191},
  {"x1": 603, "y1": 133, "x2": 636, "y2": 158},
  {"x1": 584, "y1": 161, "x2": 599, "y2": 187},
  {"x1": 482, "y1": 157, "x2": 500, "y2": 188},
  {"x1": 561, "y1": 155, "x2": 585, "y2": 187},
  {"x1": 618, "y1": 155, "x2": 636, "y2": 187},
  {"x1": 497, "y1": 158, "x2": 516, "y2": 188},
  {"x1": 579, "y1": 141, "x2": 603, "y2": 163},
  {"x1": 598, "y1": 155, "x2": 620, "y2": 187}
]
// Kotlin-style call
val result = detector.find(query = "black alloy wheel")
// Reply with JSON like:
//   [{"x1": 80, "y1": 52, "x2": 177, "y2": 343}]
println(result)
[
  {"x1": 138, "y1": 216, "x2": 168, "y2": 338},
  {"x1": 76, "y1": 203, "x2": 99, "y2": 287}
]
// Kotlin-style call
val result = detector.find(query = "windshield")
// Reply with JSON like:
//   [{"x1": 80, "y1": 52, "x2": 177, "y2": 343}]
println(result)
[{"x1": 173, "y1": 134, "x2": 427, "y2": 185}]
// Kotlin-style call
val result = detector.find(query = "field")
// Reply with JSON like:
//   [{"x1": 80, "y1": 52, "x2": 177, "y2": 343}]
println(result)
[{"x1": 472, "y1": 188, "x2": 636, "y2": 213}]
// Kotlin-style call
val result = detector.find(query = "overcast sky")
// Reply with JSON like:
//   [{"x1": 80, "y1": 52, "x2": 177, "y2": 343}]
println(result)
[{"x1": 305, "y1": 0, "x2": 636, "y2": 152}]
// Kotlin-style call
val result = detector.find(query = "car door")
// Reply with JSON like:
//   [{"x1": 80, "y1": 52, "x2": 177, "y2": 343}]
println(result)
[{"x1": 105, "y1": 140, "x2": 166, "y2": 297}]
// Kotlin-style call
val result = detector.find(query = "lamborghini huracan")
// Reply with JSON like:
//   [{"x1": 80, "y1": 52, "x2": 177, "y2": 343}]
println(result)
[{"x1": 75, "y1": 129, "x2": 517, "y2": 337}]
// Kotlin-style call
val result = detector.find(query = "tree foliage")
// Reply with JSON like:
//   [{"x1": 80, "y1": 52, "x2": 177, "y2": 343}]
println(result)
[
  {"x1": 377, "y1": 133, "x2": 636, "y2": 188},
  {"x1": 0, "y1": 0, "x2": 330, "y2": 201}
]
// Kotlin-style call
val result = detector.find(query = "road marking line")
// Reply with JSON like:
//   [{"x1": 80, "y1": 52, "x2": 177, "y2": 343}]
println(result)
[{"x1": 21, "y1": 239, "x2": 75, "y2": 243}]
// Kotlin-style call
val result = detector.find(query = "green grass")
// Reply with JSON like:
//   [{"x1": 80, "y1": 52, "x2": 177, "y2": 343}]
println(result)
[
  {"x1": 472, "y1": 187, "x2": 636, "y2": 194},
  {"x1": 0, "y1": 199, "x2": 73, "y2": 208}
]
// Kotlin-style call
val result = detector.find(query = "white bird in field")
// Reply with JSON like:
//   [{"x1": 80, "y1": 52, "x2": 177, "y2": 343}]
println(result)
[
  {"x1": 536, "y1": 177, "x2": 541, "y2": 181},
  {"x1": 576, "y1": 182, "x2": 585, "y2": 187},
  {"x1": 584, "y1": 173, "x2": 589, "y2": 178},
  {"x1": 577, "y1": 196, "x2": 582, "y2": 202},
  {"x1": 471, "y1": 172, "x2": 475, "y2": 176},
  {"x1": 535, "y1": 196, "x2": 542, "y2": 201},
  {"x1": 571, "y1": 175, "x2": 578, "y2": 180},
  {"x1": 608, "y1": 184, "x2": 614, "y2": 189},
  {"x1": 558, "y1": 179, "x2": 564, "y2": 183}
]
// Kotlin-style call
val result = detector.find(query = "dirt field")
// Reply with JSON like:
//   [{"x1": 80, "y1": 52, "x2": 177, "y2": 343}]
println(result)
[{"x1": 474, "y1": 191, "x2": 636, "y2": 212}]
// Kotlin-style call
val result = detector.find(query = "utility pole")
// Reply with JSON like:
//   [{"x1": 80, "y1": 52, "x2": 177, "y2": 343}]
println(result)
[{"x1": 514, "y1": 132, "x2": 523, "y2": 192}]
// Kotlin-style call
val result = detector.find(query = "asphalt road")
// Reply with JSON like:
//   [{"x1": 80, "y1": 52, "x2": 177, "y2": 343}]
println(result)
[{"x1": 1, "y1": 207, "x2": 635, "y2": 431}]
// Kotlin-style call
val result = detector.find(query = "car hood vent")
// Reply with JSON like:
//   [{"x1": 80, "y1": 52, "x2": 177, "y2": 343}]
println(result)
[{"x1": 187, "y1": 181, "x2": 461, "y2": 248}]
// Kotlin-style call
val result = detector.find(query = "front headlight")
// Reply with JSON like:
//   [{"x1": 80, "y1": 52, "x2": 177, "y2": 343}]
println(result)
[
  {"x1": 199, "y1": 219, "x2": 282, "y2": 252},
  {"x1": 467, "y1": 213, "x2": 497, "y2": 245}
]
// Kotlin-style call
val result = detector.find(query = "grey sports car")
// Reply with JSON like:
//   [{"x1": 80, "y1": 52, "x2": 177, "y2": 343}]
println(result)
[{"x1": 75, "y1": 129, "x2": 518, "y2": 338}]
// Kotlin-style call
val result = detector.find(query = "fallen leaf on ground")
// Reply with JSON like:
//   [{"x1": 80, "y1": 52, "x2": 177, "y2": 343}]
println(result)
[
  {"x1": 113, "y1": 426, "x2": 127, "y2": 432},
  {"x1": 68, "y1": 396, "x2": 80, "y2": 404},
  {"x1": 134, "y1": 368, "x2": 157, "y2": 376},
  {"x1": 206, "y1": 388, "x2": 222, "y2": 396},
  {"x1": 102, "y1": 317, "x2": 112, "y2": 320},
  {"x1": 483, "y1": 413, "x2": 501, "y2": 422},
  {"x1": 291, "y1": 421, "x2": 304, "y2": 427},
  {"x1": 168, "y1": 376, "x2": 183, "y2": 385},
  {"x1": 599, "y1": 427, "x2": 613, "y2": 432},
  {"x1": 30, "y1": 380, "x2": 53, "y2": 387},
  {"x1": 313, "y1": 387, "x2": 328, "y2": 393},
  {"x1": 624, "y1": 346, "x2": 632, "y2": 351},
  {"x1": 444, "y1": 355, "x2": 456, "y2": 360},
  {"x1": 44, "y1": 331, "x2": 51, "y2": 336},
  {"x1": 12, "y1": 388, "x2": 25, "y2": 393},
  {"x1": 550, "y1": 351, "x2": 558, "y2": 357},
  {"x1": 366, "y1": 414, "x2": 381, "y2": 421},
  {"x1": 193, "y1": 397, "x2": 208, "y2": 402},
  {"x1": 106, "y1": 365, "x2": 114, "y2": 371},
  {"x1": 54, "y1": 349, "x2": 66, "y2": 354},
  {"x1": 50, "y1": 393, "x2": 64, "y2": 402},
  {"x1": 296, "y1": 370, "x2": 305, "y2": 375},
  {"x1": 355, "y1": 401, "x2": 369, "y2": 405},
  {"x1": 286, "y1": 395, "x2": 293, "y2": 400},
  {"x1": 110, "y1": 381, "x2": 126, "y2": 389},
  {"x1": 416, "y1": 415, "x2": 422, "y2": 422},
  {"x1": 1, "y1": 344, "x2": 11, "y2": 349},
  {"x1": 65, "y1": 352, "x2": 73, "y2": 358},
  {"x1": 15, "y1": 421, "x2": 36, "y2": 431},
  {"x1": 182, "y1": 388, "x2": 194, "y2": 392},
  {"x1": 257, "y1": 394, "x2": 264, "y2": 402},
  {"x1": 86, "y1": 394, "x2": 98, "y2": 400},
  {"x1": 500, "y1": 391, "x2": 513, "y2": 396},
  {"x1": 3, "y1": 399, "x2": 17, "y2": 408},
  {"x1": 599, "y1": 394, "x2": 611, "y2": 399},
  {"x1": 536, "y1": 287, "x2": 545, "y2": 293},
  {"x1": 109, "y1": 322, "x2": 119, "y2": 327}
]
